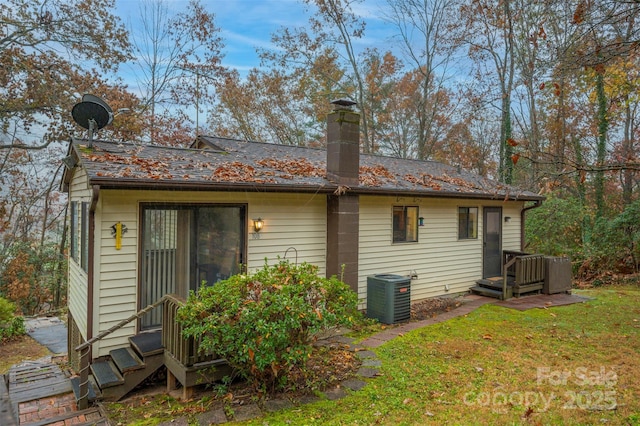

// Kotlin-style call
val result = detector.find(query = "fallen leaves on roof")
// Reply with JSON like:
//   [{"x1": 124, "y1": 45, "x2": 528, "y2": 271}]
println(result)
[
  {"x1": 359, "y1": 164, "x2": 397, "y2": 187},
  {"x1": 404, "y1": 173, "x2": 443, "y2": 190},
  {"x1": 87, "y1": 151, "x2": 174, "y2": 180},
  {"x1": 433, "y1": 173, "x2": 483, "y2": 191},
  {"x1": 256, "y1": 157, "x2": 325, "y2": 179},
  {"x1": 204, "y1": 161, "x2": 276, "y2": 184},
  {"x1": 78, "y1": 142, "x2": 510, "y2": 196}
]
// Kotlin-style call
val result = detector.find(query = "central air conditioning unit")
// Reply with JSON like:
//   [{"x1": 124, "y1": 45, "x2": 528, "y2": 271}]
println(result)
[{"x1": 366, "y1": 274, "x2": 411, "y2": 324}]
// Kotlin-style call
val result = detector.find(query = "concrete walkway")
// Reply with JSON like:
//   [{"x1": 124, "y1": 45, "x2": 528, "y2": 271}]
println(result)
[{"x1": 25, "y1": 316, "x2": 67, "y2": 354}]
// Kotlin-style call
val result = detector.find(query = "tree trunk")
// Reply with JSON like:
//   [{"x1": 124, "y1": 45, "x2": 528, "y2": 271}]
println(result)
[
  {"x1": 594, "y1": 70, "x2": 608, "y2": 219},
  {"x1": 621, "y1": 98, "x2": 634, "y2": 205},
  {"x1": 48, "y1": 204, "x2": 69, "y2": 309}
]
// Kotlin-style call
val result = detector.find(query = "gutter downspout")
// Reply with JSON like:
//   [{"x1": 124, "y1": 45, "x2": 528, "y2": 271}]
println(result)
[
  {"x1": 520, "y1": 199, "x2": 543, "y2": 252},
  {"x1": 87, "y1": 185, "x2": 100, "y2": 359},
  {"x1": 77, "y1": 184, "x2": 100, "y2": 410}
]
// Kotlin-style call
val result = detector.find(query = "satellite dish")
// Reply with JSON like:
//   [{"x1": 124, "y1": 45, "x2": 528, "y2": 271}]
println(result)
[{"x1": 72, "y1": 94, "x2": 114, "y2": 130}]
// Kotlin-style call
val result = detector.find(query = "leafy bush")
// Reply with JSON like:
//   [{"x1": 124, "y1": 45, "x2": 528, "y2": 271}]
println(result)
[
  {"x1": 0, "y1": 316, "x2": 25, "y2": 341},
  {"x1": 525, "y1": 192, "x2": 586, "y2": 258},
  {"x1": 0, "y1": 297, "x2": 25, "y2": 341},
  {"x1": 0, "y1": 297, "x2": 15, "y2": 324},
  {"x1": 177, "y1": 261, "x2": 360, "y2": 391}
]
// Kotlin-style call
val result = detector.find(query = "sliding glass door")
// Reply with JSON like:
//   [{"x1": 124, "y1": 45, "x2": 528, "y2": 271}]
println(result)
[{"x1": 140, "y1": 204, "x2": 246, "y2": 329}]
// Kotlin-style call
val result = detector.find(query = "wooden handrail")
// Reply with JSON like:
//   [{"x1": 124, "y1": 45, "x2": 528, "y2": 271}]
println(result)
[
  {"x1": 74, "y1": 294, "x2": 172, "y2": 410},
  {"x1": 75, "y1": 294, "x2": 172, "y2": 352},
  {"x1": 75, "y1": 293, "x2": 219, "y2": 409}
]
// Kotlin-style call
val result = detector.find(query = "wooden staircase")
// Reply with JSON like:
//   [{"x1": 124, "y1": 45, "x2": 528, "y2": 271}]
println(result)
[
  {"x1": 73, "y1": 295, "x2": 230, "y2": 408},
  {"x1": 470, "y1": 276, "x2": 513, "y2": 300},
  {"x1": 471, "y1": 251, "x2": 546, "y2": 300},
  {"x1": 77, "y1": 331, "x2": 165, "y2": 402}
]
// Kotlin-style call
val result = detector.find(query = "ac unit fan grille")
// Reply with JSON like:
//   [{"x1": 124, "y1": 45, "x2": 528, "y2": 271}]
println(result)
[{"x1": 366, "y1": 274, "x2": 411, "y2": 324}]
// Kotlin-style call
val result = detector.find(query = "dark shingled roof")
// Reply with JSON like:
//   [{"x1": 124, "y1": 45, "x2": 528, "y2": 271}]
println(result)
[{"x1": 64, "y1": 135, "x2": 543, "y2": 201}]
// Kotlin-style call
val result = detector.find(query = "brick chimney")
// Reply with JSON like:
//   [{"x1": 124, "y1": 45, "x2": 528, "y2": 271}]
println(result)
[
  {"x1": 326, "y1": 99, "x2": 360, "y2": 186},
  {"x1": 326, "y1": 99, "x2": 360, "y2": 293}
]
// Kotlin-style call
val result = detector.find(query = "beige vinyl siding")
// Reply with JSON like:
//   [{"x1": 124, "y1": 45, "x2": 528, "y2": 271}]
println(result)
[
  {"x1": 67, "y1": 166, "x2": 93, "y2": 341},
  {"x1": 358, "y1": 196, "x2": 525, "y2": 305},
  {"x1": 92, "y1": 189, "x2": 326, "y2": 356},
  {"x1": 501, "y1": 205, "x2": 522, "y2": 251},
  {"x1": 245, "y1": 196, "x2": 326, "y2": 271}
]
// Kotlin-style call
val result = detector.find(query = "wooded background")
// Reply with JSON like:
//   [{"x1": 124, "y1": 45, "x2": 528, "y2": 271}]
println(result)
[{"x1": 1, "y1": 0, "x2": 639, "y2": 314}]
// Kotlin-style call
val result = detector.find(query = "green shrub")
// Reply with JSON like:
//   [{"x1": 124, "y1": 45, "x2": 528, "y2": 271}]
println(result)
[
  {"x1": 525, "y1": 192, "x2": 586, "y2": 258},
  {"x1": 177, "y1": 261, "x2": 360, "y2": 391},
  {"x1": 0, "y1": 298, "x2": 25, "y2": 341},
  {"x1": 0, "y1": 297, "x2": 15, "y2": 324}
]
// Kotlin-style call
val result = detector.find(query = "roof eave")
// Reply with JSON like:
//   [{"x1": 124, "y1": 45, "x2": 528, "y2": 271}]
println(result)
[
  {"x1": 353, "y1": 186, "x2": 544, "y2": 201},
  {"x1": 60, "y1": 140, "x2": 79, "y2": 193},
  {"x1": 88, "y1": 175, "x2": 543, "y2": 201},
  {"x1": 90, "y1": 177, "x2": 337, "y2": 194}
]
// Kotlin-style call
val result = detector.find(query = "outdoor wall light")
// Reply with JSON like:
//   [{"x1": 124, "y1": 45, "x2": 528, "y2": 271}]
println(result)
[
  {"x1": 504, "y1": 216, "x2": 512, "y2": 223},
  {"x1": 418, "y1": 217, "x2": 425, "y2": 227},
  {"x1": 253, "y1": 218, "x2": 264, "y2": 233}
]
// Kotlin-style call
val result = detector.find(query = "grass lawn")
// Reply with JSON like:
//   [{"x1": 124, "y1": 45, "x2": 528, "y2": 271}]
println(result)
[
  {"x1": 242, "y1": 286, "x2": 640, "y2": 425},
  {"x1": 105, "y1": 286, "x2": 640, "y2": 425}
]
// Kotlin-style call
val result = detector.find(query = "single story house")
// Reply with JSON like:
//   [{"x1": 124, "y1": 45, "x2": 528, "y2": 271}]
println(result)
[{"x1": 61, "y1": 100, "x2": 543, "y2": 400}]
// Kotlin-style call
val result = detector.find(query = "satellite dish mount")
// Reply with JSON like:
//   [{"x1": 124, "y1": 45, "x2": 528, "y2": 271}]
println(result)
[{"x1": 71, "y1": 94, "x2": 114, "y2": 147}]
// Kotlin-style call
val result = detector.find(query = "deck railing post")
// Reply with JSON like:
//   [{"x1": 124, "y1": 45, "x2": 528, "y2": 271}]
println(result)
[
  {"x1": 77, "y1": 346, "x2": 90, "y2": 410},
  {"x1": 502, "y1": 257, "x2": 517, "y2": 300}
]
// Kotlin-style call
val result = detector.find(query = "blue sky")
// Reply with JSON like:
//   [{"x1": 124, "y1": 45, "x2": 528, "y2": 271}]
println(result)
[{"x1": 115, "y1": 0, "x2": 396, "y2": 75}]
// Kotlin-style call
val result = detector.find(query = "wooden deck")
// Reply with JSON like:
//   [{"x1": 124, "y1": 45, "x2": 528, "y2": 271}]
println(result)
[
  {"x1": 471, "y1": 251, "x2": 553, "y2": 300},
  {"x1": 8, "y1": 362, "x2": 72, "y2": 404},
  {"x1": 2, "y1": 361, "x2": 108, "y2": 425}
]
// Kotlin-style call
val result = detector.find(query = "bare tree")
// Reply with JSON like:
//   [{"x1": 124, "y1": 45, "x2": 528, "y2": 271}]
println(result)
[
  {"x1": 385, "y1": 0, "x2": 460, "y2": 160},
  {"x1": 459, "y1": 0, "x2": 516, "y2": 184},
  {"x1": 129, "y1": 0, "x2": 225, "y2": 144}
]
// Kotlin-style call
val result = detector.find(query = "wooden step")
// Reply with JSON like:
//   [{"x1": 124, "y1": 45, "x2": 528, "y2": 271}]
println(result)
[
  {"x1": 100, "y1": 353, "x2": 164, "y2": 402},
  {"x1": 129, "y1": 331, "x2": 163, "y2": 358},
  {"x1": 70, "y1": 376, "x2": 98, "y2": 403},
  {"x1": 110, "y1": 347, "x2": 145, "y2": 373},
  {"x1": 470, "y1": 285, "x2": 508, "y2": 300},
  {"x1": 475, "y1": 277, "x2": 504, "y2": 289},
  {"x1": 90, "y1": 361, "x2": 124, "y2": 389}
]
